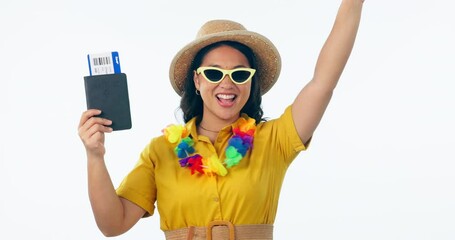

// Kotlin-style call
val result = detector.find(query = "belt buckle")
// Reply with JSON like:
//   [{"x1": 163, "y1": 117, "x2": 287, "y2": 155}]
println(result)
[{"x1": 206, "y1": 220, "x2": 235, "y2": 240}]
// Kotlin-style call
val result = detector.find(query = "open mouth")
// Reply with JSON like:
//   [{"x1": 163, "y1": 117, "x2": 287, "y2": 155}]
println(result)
[{"x1": 216, "y1": 94, "x2": 236, "y2": 106}]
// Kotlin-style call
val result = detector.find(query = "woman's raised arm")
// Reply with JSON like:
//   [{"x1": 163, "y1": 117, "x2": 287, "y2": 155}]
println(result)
[{"x1": 292, "y1": 0, "x2": 365, "y2": 144}]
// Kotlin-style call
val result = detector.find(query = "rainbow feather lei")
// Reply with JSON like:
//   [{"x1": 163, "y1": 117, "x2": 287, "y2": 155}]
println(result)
[{"x1": 163, "y1": 117, "x2": 256, "y2": 176}]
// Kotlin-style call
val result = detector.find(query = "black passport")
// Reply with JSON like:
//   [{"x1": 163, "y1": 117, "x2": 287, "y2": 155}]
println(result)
[{"x1": 84, "y1": 73, "x2": 132, "y2": 131}]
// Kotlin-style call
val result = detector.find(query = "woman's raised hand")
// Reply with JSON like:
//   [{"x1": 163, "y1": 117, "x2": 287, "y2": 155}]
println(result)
[{"x1": 78, "y1": 109, "x2": 113, "y2": 158}]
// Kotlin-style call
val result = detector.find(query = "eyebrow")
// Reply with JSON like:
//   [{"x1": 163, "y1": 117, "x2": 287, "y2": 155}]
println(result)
[{"x1": 207, "y1": 64, "x2": 250, "y2": 69}]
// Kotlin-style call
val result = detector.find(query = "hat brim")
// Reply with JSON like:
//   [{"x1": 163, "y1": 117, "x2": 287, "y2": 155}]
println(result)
[{"x1": 169, "y1": 30, "x2": 281, "y2": 96}]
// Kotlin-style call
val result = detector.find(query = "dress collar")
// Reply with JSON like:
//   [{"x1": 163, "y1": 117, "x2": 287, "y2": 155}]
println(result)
[{"x1": 185, "y1": 114, "x2": 253, "y2": 140}]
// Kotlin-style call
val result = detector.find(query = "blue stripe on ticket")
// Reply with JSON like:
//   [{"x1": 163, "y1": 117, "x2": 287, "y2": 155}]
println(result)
[{"x1": 112, "y1": 52, "x2": 121, "y2": 74}]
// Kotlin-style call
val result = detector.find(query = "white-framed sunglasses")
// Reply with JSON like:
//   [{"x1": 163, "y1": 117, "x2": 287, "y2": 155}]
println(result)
[{"x1": 196, "y1": 66, "x2": 256, "y2": 84}]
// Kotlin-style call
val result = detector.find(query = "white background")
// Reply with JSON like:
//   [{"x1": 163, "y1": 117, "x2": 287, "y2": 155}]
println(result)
[{"x1": 1, "y1": 0, "x2": 454, "y2": 239}]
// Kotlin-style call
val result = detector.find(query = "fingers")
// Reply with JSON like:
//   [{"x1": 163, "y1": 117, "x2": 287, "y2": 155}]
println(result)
[
  {"x1": 84, "y1": 119, "x2": 113, "y2": 138},
  {"x1": 78, "y1": 109, "x2": 113, "y2": 142},
  {"x1": 79, "y1": 109, "x2": 111, "y2": 128},
  {"x1": 78, "y1": 109, "x2": 102, "y2": 128}
]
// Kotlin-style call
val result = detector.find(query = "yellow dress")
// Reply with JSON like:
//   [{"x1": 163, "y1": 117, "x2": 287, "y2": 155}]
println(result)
[{"x1": 116, "y1": 105, "x2": 307, "y2": 230}]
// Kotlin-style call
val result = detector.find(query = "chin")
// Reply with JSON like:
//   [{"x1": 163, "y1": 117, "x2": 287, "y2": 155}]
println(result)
[{"x1": 216, "y1": 109, "x2": 242, "y2": 121}]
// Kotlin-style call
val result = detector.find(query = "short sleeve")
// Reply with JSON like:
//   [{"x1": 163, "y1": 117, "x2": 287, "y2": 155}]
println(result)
[
  {"x1": 116, "y1": 139, "x2": 157, "y2": 217},
  {"x1": 278, "y1": 105, "x2": 309, "y2": 152},
  {"x1": 255, "y1": 105, "x2": 309, "y2": 167}
]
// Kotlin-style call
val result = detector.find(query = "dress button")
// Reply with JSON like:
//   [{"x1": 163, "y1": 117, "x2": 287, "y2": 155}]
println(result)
[{"x1": 213, "y1": 197, "x2": 219, "y2": 202}]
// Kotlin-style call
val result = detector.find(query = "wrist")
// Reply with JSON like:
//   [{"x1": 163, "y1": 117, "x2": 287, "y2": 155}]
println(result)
[{"x1": 86, "y1": 151, "x2": 105, "y2": 163}]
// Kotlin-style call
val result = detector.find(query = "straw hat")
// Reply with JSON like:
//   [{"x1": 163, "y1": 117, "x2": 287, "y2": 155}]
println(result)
[{"x1": 169, "y1": 19, "x2": 281, "y2": 96}]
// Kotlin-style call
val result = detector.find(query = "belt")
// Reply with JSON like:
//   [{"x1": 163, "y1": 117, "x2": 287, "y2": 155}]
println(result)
[{"x1": 164, "y1": 220, "x2": 273, "y2": 240}]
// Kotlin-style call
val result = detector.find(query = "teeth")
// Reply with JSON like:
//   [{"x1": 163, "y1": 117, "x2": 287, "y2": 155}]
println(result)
[{"x1": 217, "y1": 94, "x2": 235, "y2": 100}]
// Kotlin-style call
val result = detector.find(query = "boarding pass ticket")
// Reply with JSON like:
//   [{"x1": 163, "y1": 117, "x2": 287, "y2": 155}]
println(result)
[{"x1": 87, "y1": 51, "x2": 121, "y2": 76}]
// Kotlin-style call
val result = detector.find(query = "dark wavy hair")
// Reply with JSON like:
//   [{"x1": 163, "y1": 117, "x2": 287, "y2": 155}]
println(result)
[{"x1": 179, "y1": 41, "x2": 264, "y2": 124}]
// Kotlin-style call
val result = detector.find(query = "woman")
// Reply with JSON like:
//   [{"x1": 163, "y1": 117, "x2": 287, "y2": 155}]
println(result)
[{"x1": 78, "y1": 0, "x2": 364, "y2": 239}]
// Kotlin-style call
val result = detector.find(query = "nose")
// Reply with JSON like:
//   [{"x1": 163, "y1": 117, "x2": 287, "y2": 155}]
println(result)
[{"x1": 219, "y1": 74, "x2": 234, "y2": 88}]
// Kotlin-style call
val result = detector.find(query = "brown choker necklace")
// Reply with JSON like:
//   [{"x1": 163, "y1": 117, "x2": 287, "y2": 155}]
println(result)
[{"x1": 199, "y1": 124, "x2": 220, "y2": 133}]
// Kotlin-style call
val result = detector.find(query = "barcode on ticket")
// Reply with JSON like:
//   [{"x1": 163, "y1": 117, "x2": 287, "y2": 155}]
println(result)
[{"x1": 87, "y1": 51, "x2": 121, "y2": 76}]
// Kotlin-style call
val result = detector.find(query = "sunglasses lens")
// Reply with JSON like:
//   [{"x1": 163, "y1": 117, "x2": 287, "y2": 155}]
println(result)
[
  {"x1": 203, "y1": 69, "x2": 223, "y2": 82},
  {"x1": 231, "y1": 70, "x2": 252, "y2": 83}
]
